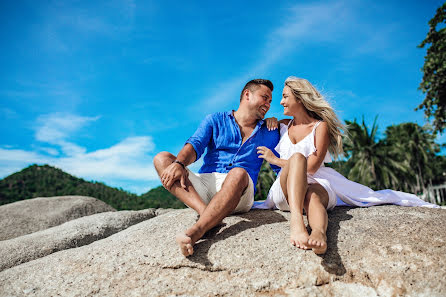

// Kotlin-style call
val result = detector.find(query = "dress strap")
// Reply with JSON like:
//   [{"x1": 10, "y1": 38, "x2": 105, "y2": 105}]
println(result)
[{"x1": 312, "y1": 121, "x2": 322, "y2": 133}]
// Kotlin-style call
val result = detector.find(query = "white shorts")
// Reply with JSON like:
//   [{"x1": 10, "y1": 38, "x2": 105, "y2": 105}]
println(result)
[
  {"x1": 267, "y1": 174, "x2": 337, "y2": 211},
  {"x1": 187, "y1": 169, "x2": 255, "y2": 213}
]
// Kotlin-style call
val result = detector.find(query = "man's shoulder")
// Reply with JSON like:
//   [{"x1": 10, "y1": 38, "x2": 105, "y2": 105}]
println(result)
[
  {"x1": 203, "y1": 111, "x2": 231, "y2": 123},
  {"x1": 209, "y1": 111, "x2": 231, "y2": 118},
  {"x1": 257, "y1": 122, "x2": 280, "y2": 143}
]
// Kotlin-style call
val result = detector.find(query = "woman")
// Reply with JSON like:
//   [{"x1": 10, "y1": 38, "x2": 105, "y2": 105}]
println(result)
[{"x1": 255, "y1": 76, "x2": 438, "y2": 255}]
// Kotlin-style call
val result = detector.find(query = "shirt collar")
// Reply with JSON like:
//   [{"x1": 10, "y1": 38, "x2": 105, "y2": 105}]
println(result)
[{"x1": 228, "y1": 110, "x2": 265, "y2": 127}]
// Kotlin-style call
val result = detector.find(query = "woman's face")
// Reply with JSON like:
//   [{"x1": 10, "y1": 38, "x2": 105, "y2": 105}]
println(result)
[{"x1": 280, "y1": 85, "x2": 300, "y2": 116}]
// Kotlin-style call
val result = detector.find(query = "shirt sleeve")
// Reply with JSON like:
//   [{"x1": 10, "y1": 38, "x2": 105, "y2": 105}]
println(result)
[{"x1": 185, "y1": 114, "x2": 214, "y2": 161}]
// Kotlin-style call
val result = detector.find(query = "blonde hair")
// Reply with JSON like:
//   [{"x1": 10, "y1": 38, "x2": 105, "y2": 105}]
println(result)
[{"x1": 285, "y1": 76, "x2": 345, "y2": 159}]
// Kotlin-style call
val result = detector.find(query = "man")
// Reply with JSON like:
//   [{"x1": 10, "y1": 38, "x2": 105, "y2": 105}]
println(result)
[{"x1": 153, "y1": 79, "x2": 279, "y2": 256}]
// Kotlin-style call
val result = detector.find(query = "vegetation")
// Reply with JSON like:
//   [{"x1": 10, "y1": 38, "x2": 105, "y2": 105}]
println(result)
[
  {"x1": 2, "y1": 116, "x2": 445, "y2": 206},
  {"x1": 255, "y1": 118, "x2": 445, "y2": 201},
  {"x1": 331, "y1": 119, "x2": 444, "y2": 194},
  {"x1": 0, "y1": 164, "x2": 185, "y2": 210},
  {"x1": 255, "y1": 161, "x2": 277, "y2": 201},
  {"x1": 417, "y1": 3, "x2": 446, "y2": 134}
]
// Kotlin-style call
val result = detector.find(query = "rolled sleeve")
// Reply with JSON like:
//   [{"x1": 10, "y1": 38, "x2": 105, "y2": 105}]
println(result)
[{"x1": 186, "y1": 114, "x2": 213, "y2": 161}]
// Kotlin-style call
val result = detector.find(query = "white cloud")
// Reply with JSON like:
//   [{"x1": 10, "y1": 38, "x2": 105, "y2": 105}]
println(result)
[
  {"x1": 38, "y1": 147, "x2": 60, "y2": 156},
  {"x1": 0, "y1": 113, "x2": 160, "y2": 194},
  {"x1": 197, "y1": 0, "x2": 405, "y2": 113},
  {"x1": 57, "y1": 136, "x2": 158, "y2": 181},
  {"x1": 35, "y1": 112, "x2": 99, "y2": 142},
  {"x1": 35, "y1": 113, "x2": 100, "y2": 156},
  {"x1": 197, "y1": 1, "x2": 352, "y2": 112}
]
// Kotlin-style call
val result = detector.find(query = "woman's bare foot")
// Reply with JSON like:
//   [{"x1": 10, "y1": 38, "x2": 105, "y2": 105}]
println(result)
[
  {"x1": 290, "y1": 216, "x2": 310, "y2": 250},
  {"x1": 308, "y1": 229, "x2": 327, "y2": 254},
  {"x1": 175, "y1": 233, "x2": 194, "y2": 256}
]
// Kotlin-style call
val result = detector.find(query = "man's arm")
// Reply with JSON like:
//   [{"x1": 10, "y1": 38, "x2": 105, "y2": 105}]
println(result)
[
  {"x1": 161, "y1": 114, "x2": 214, "y2": 190},
  {"x1": 160, "y1": 143, "x2": 196, "y2": 190}
]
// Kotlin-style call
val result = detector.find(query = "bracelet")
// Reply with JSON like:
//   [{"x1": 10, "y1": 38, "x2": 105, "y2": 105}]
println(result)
[{"x1": 173, "y1": 160, "x2": 186, "y2": 169}]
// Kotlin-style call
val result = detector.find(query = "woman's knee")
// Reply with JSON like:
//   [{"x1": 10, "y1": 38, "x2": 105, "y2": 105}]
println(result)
[
  {"x1": 305, "y1": 185, "x2": 328, "y2": 209},
  {"x1": 289, "y1": 153, "x2": 306, "y2": 164}
]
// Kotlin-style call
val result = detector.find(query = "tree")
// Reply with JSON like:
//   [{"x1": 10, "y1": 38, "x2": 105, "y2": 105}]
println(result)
[
  {"x1": 384, "y1": 123, "x2": 440, "y2": 193},
  {"x1": 255, "y1": 161, "x2": 276, "y2": 201},
  {"x1": 343, "y1": 117, "x2": 410, "y2": 190},
  {"x1": 418, "y1": 3, "x2": 446, "y2": 134}
]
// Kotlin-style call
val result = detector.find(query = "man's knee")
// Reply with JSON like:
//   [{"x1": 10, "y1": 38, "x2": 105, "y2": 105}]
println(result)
[
  {"x1": 227, "y1": 167, "x2": 249, "y2": 187},
  {"x1": 153, "y1": 151, "x2": 175, "y2": 169}
]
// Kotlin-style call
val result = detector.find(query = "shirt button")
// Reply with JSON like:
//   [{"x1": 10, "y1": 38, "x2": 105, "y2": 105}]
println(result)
[{"x1": 228, "y1": 163, "x2": 233, "y2": 166}]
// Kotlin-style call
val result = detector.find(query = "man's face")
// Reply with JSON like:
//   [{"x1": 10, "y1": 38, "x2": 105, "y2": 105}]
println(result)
[{"x1": 247, "y1": 84, "x2": 272, "y2": 119}]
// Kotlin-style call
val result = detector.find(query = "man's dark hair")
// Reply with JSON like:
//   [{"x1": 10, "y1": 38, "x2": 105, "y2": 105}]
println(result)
[{"x1": 240, "y1": 79, "x2": 274, "y2": 102}]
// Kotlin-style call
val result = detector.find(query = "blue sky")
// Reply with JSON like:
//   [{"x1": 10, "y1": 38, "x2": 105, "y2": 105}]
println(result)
[{"x1": 1, "y1": 0, "x2": 445, "y2": 194}]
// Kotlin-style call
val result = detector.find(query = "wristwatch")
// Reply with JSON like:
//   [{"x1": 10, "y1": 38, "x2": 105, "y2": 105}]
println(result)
[{"x1": 173, "y1": 160, "x2": 186, "y2": 169}]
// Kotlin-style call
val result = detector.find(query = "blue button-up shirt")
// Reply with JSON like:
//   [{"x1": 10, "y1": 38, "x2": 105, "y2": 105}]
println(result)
[{"x1": 186, "y1": 111, "x2": 280, "y2": 188}]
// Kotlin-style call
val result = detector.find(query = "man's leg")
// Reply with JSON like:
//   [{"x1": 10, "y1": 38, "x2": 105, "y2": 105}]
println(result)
[
  {"x1": 153, "y1": 151, "x2": 207, "y2": 215},
  {"x1": 176, "y1": 167, "x2": 250, "y2": 256}
]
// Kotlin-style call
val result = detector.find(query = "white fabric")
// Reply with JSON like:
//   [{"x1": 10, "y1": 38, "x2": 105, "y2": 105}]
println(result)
[
  {"x1": 253, "y1": 120, "x2": 439, "y2": 210},
  {"x1": 187, "y1": 169, "x2": 255, "y2": 213}
]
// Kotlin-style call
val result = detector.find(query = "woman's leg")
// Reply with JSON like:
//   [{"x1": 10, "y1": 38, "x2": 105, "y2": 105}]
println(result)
[
  {"x1": 304, "y1": 184, "x2": 329, "y2": 254},
  {"x1": 280, "y1": 153, "x2": 310, "y2": 249}
]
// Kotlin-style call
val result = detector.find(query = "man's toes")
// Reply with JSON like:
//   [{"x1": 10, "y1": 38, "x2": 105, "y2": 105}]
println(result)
[
  {"x1": 180, "y1": 246, "x2": 189, "y2": 256},
  {"x1": 186, "y1": 244, "x2": 194, "y2": 256}
]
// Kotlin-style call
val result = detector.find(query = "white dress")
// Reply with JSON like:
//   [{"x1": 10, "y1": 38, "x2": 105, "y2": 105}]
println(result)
[{"x1": 253, "y1": 120, "x2": 439, "y2": 211}]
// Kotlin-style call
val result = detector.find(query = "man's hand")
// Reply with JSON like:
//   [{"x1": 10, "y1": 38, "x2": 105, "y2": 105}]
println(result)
[{"x1": 161, "y1": 162, "x2": 188, "y2": 190}]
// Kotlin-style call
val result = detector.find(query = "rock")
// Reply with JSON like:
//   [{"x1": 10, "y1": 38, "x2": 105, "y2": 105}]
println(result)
[
  {"x1": 0, "y1": 209, "x2": 167, "y2": 272},
  {"x1": 0, "y1": 206, "x2": 445, "y2": 296},
  {"x1": 0, "y1": 196, "x2": 115, "y2": 240}
]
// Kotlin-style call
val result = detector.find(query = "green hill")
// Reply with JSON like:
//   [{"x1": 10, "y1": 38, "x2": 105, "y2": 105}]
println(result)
[{"x1": 0, "y1": 164, "x2": 186, "y2": 210}]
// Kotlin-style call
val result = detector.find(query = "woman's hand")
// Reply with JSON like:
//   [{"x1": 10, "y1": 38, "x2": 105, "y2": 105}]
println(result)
[
  {"x1": 265, "y1": 117, "x2": 279, "y2": 131},
  {"x1": 257, "y1": 146, "x2": 277, "y2": 164}
]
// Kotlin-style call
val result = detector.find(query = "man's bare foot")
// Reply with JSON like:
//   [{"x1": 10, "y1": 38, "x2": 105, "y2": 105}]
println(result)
[
  {"x1": 308, "y1": 229, "x2": 327, "y2": 254},
  {"x1": 290, "y1": 216, "x2": 310, "y2": 250},
  {"x1": 175, "y1": 233, "x2": 194, "y2": 256}
]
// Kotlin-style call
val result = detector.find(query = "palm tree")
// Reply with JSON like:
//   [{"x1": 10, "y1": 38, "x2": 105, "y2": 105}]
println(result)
[
  {"x1": 343, "y1": 117, "x2": 411, "y2": 190},
  {"x1": 384, "y1": 123, "x2": 440, "y2": 193},
  {"x1": 255, "y1": 161, "x2": 277, "y2": 201}
]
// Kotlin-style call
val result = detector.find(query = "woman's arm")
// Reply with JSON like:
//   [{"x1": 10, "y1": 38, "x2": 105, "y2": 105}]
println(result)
[
  {"x1": 307, "y1": 122, "x2": 330, "y2": 175},
  {"x1": 257, "y1": 146, "x2": 288, "y2": 168},
  {"x1": 279, "y1": 119, "x2": 291, "y2": 125},
  {"x1": 264, "y1": 118, "x2": 291, "y2": 130}
]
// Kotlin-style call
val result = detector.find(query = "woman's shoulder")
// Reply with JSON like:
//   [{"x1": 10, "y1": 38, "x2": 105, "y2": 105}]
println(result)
[
  {"x1": 314, "y1": 120, "x2": 328, "y2": 131},
  {"x1": 279, "y1": 119, "x2": 291, "y2": 125},
  {"x1": 313, "y1": 121, "x2": 330, "y2": 142}
]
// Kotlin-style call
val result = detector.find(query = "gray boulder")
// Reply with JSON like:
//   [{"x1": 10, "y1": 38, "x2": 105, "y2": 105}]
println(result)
[
  {"x1": 0, "y1": 196, "x2": 115, "y2": 240},
  {"x1": 0, "y1": 206, "x2": 445, "y2": 296},
  {"x1": 0, "y1": 209, "x2": 168, "y2": 272}
]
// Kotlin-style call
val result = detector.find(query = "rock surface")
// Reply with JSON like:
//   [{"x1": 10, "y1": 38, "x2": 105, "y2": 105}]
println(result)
[
  {"x1": 0, "y1": 196, "x2": 115, "y2": 240},
  {"x1": 0, "y1": 205, "x2": 445, "y2": 296},
  {"x1": 0, "y1": 209, "x2": 170, "y2": 272}
]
